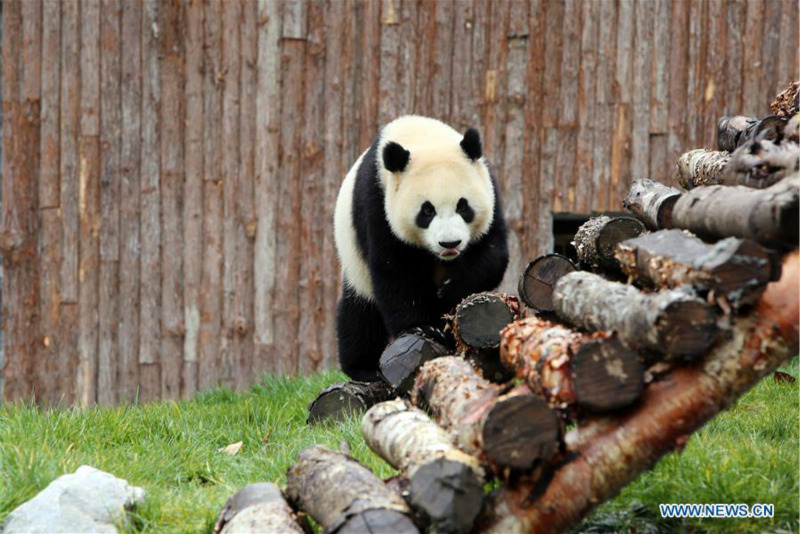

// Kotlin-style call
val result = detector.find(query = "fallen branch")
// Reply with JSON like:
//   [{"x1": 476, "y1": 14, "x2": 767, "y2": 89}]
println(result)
[
  {"x1": 476, "y1": 252, "x2": 799, "y2": 534},
  {"x1": 500, "y1": 317, "x2": 643, "y2": 413},
  {"x1": 214, "y1": 483, "x2": 308, "y2": 534},
  {"x1": 553, "y1": 271, "x2": 718, "y2": 360},
  {"x1": 676, "y1": 149, "x2": 729, "y2": 189},
  {"x1": 622, "y1": 179, "x2": 682, "y2": 230},
  {"x1": 307, "y1": 381, "x2": 395, "y2": 424},
  {"x1": 379, "y1": 329, "x2": 448, "y2": 394},
  {"x1": 572, "y1": 216, "x2": 646, "y2": 272},
  {"x1": 285, "y1": 445, "x2": 419, "y2": 534},
  {"x1": 518, "y1": 254, "x2": 577, "y2": 312},
  {"x1": 361, "y1": 399, "x2": 484, "y2": 534}
]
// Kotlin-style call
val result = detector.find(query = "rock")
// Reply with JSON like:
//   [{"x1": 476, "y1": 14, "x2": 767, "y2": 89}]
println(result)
[{"x1": 2, "y1": 465, "x2": 145, "y2": 534}]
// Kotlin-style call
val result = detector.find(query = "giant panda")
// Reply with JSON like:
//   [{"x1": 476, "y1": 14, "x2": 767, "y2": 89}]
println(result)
[{"x1": 333, "y1": 115, "x2": 509, "y2": 381}]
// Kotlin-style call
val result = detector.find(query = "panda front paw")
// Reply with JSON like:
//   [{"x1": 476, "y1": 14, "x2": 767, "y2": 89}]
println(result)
[{"x1": 436, "y1": 278, "x2": 452, "y2": 300}]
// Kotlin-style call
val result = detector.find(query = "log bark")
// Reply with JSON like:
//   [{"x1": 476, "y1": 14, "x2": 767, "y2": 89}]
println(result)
[
  {"x1": 675, "y1": 148, "x2": 730, "y2": 189},
  {"x1": 361, "y1": 399, "x2": 485, "y2": 534},
  {"x1": 379, "y1": 329, "x2": 448, "y2": 394},
  {"x1": 412, "y1": 356, "x2": 562, "y2": 470},
  {"x1": 716, "y1": 115, "x2": 787, "y2": 152},
  {"x1": 307, "y1": 381, "x2": 395, "y2": 424},
  {"x1": 723, "y1": 138, "x2": 799, "y2": 188},
  {"x1": 500, "y1": 317, "x2": 644, "y2": 413},
  {"x1": 518, "y1": 254, "x2": 577, "y2": 312},
  {"x1": 214, "y1": 483, "x2": 309, "y2": 534},
  {"x1": 671, "y1": 173, "x2": 799, "y2": 249},
  {"x1": 553, "y1": 271, "x2": 718, "y2": 360},
  {"x1": 615, "y1": 229, "x2": 772, "y2": 309},
  {"x1": 285, "y1": 446, "x2": 419, "y2": 534},
  {"x1": 622, "y1": 179, "x2": 682, "y2": 231},
  {"x1": 572, "y1": 216, "x2": 646, "y2": 272},
  {"x1": 476, "y1": 252, "x2": 799, "y2": 534},
  {"x1": 770, "y1": 80, "x2": 799, "y2": 117}
]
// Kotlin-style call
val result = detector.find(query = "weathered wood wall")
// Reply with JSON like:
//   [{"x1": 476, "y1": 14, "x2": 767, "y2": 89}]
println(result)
[{"x1": 1, "y1": 0, "x2": 797, "y2": 404}]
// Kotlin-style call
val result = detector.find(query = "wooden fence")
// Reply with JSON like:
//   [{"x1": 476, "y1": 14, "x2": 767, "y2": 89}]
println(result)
[{"x1": 1, "y1": 0, "x2": 796, "y2": 404}]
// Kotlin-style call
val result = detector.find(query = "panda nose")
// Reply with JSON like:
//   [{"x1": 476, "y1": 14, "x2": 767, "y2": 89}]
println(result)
[{"x1": 439, "y1": 240, "x2": 461, "y2": 249}]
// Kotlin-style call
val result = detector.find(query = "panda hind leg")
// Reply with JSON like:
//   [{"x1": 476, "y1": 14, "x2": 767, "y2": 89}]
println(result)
[{"x1": 336, "y1": 287, "x2": 389, "y2": 382}]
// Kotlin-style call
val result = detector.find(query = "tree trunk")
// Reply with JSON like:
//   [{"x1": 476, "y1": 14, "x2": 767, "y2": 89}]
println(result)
[
  {"x1": 615, "y1": 229, "x2": 772, "y2": 309},
  {"x1": 572, "y1": 216, "x2": 646, "y2": 272},
  {"x1": 622, "y1": 179, "x2": 682, "y2": 230},
  {"x1": 553, "y1": 271, "x2": 719, "y2": 360},
  {"x1": 412, "y1": 356, "x2": 562, "y2": 471},
  {"x1": 379, "y1": 329, "x2": 448, "y2": 394},
  {"x1": 716, "y1": 115, "x2": 786, "y2": 152},
  {"x1": 361, "y1": 399, "x2": 485, "y2": 534},
  {"x1": 214, "y1": 483, "x2": 309, "y2": 534},
  {"x1": 285, "y1": 446, "x2": 419, "y2": 534},
  {"x1": 518, "y1": 254, "x2": 577, "y2": 312},
  {"x1": 307, "y1": 381, "x2": 395, "y2": 424},
  {"x1": 476, "y1": 252, "x2": 799, "y2": 534},
  {"x1": 671, "y1": 174, "x2": 799, "y2": 248},
  {"x1": 723, "y1": 138, "x2": 799, "y2": 188},
  {"x1": 500, "y1": 317, "x2": 644, "y2": 413},
  {"x1": 676, "y1": 148, "x2": 730, "y2": 189},
  {"x1": 770, "y1": 80, "x2": 799, "y2": 117}
]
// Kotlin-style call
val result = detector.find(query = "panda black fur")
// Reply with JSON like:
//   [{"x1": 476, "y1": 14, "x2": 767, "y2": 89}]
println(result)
[{"x1": 333, "y1": 116, "x2": 509, "y2": 381}]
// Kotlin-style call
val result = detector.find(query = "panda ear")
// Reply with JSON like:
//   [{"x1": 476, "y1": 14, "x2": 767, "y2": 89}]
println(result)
[
  {"x1": 383, "y1": 141, "x2": 410, "y2": 173},
  {"x1": 460, "y1": 128, "x2": 482, "y2": 161}
]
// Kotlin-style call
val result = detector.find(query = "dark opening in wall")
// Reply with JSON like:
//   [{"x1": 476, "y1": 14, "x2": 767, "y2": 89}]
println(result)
[{"x1": 551, "y1": 212, "x2": 628, "y2": 263}]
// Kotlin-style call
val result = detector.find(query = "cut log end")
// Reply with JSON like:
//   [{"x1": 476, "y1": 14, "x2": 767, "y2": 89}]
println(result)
[
  {"x1": 594, "y1": 217, "x2": 647, "y2": 271},
  {"x1": 572, "y1": 339, "x2": 644, "y2": 412},
  {"x1": 337, "y1": 510, "x2": 419, "y2": 534},
  {"x1": 518, "y1": 254, "x2": 577, "y2": 311},
  {"x1": 482, "y1": 391, "x2": 561, "y2": 470},
  {"x1": 380, "y1": 330, "x2": 448, "y2": 393},
  {"x1": 658, "y1": 297, "x2": 719, "y2": 359},
  {"x1": 408, "y1": 458, "x2": 484, "y2": 534},
  {"x1": 307, "y1": 381, "x2": 395, "y2": 424},
  {"x1": 454, "y1": 294, "x2": 518, "y2": 349}
]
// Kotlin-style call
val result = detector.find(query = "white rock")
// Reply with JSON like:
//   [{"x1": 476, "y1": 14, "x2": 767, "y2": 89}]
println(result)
[{"x1": 2, "y1": 465, "x2": 146, "y2": 534}]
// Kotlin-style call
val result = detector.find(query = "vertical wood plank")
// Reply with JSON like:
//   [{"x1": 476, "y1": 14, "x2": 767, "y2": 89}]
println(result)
[
  {"x1": 684, "y1": 0, "x2": 706, "y2": 148},
  {"x1": 139, "y1": 0, "x2": 161, "y2": 400},
  {"x1": 254, "y1": 0, "x2": 282, "y2": 377},
  {"x1": 431, "y1": 0, "x2": 454, "y2": 121},
  {"x1": 555, "y1": 0, "x2": 580, "y2": 212},
  {"x1": 666, "y1": 0, "x2": 689, "y2": 187},
  {"x1": 631, "y1": 0, "x2": 653, "y2": 180},
  {"x1": 98, "y1": 0, "x2": 122, "y2": 405},
  {"x1": 649, "y1": 0, "x2": 671, "y2": 182},
  {"x1": 118, "y1": 0, "x2": 141, "y2": 403},
  {"x1": 741, "y1": 0, "x2": 764, "y2": 115},
  {"x1": 483, "y1": 0, "x2": 509, "y2": 174},
  {"x1": 39, "y1": 1, "x2": 60, "y2": 210},
  {"x1": 378, "y1": 0, "x2": 401, "y2": 125},
  {"x1": 610, "y1": 0, "x2": 633, "y2": 209},
  {"x1": 160, "y1": 0, "x2": 185, "y2": 400},
  {"x1": 592, "y1": 0, "x2": 616, "y2": 210},
  {"x1": 723, "y1": 0, "x2": 745, "y2": 117},
  {"x1": 358, "y1": 0, "x2": 380, "y2": 147},
  {"x1": 703, "y1": 0, "x2": 727, "y2": 149},
  {"x1": 777, "y1": 0, "x2": 798, "y2": 92},
  {"x1": 449, "y1": 0, "x2": 474, "y2": 129},
  {"x1": 575, "y1": 0, "x2": 598, "y2": 213},
  {"x1": 760, "y1": 0, "x2": 782, "y2": 111},
  {"x1": 182, "y1": 0, "x2": 203, "y2": 398},
  {"x1": 469, "y1": 0, "x2": 489, "y2": 131},
  {"x1": 413, "y1": 0, "x2": 436, "y2": 115}
]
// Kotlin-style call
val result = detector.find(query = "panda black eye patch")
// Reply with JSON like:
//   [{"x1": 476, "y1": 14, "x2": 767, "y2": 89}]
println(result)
[
  {"x1": 416, "y1": 201, "x2": 436, "y2": 229},
  {"x1": 456, "y1": 197, "x2": 475, "y2": 223}
]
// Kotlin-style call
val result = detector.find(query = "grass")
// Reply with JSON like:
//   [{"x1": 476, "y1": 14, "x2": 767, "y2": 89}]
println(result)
[{"x1": 1, "y1": 359, "x2": 797, "y2": 534}]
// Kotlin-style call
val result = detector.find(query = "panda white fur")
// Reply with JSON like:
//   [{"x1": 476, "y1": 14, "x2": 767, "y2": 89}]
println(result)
[{"x1": 333, "y1": 115, "x2": 509, "y2": 380}]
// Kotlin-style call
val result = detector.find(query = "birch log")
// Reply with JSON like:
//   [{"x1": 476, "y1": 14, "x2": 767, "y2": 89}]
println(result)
[
  {"x1": 214, "y1": 483, "x2": 308, "y2": 534},
  {"x1": 285, "y1": 446, "x2": 419, "y2": 534},
  {"x1": 518, "y1": 254, "x2": 577, "y2": 312},
  {"x1": 675, "y1": 149, "x2": 730, "y2": 189},
  {"x1": 572, "y1": 216, "x2": 646, "y2": 272},
  {"x1": 307, "y1": 381, "x2": 395, "y2": 424},
  {"x1": 615, "y1": 229, "x2": 772, "y2": 308},
  {"x1": 499, "y1": 317, "x2": 644, "y2": 412},
  {"x1": 622, "y1": 179, "x2": 682, "y2": 230},
  {"x1": 476, "y1": 252, "x2": 799, "y2": 534},
  {"x1": 412, "y1": 356, "x2": 562, "y2": 470},
  {"x1": 671, "y1": 174, "x2": 799, "y2": 248},
  {"x1": 553, "y1": 271, "x2": 718, "y2": 360},
  {"x1": 361, "y1": 399, "x2": 484, "y2": 534},
  {"x1": 716, "y1": 115, "x2": 786, "y2": 152},
  {"x1": 379, "y1": 329, "x2": 448, "y2": 394}
]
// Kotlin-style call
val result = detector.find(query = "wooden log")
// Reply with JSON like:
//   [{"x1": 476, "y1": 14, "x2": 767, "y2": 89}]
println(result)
[
  {"x1": 307, "y1": 381, "x2": 395, "y2": 424},
  {"x1": 722, "y1": 137, "x2": 799, "y2": 188},
  {"x1": 362, "y1": 399, "x2": 485, "y2": 534},
  {"x1": 671, "y1": 174, "x2": 799, "y2": 249},
  {"x1": 553, "y1": 271, "x2": 718, "y2": 360},
  {"x1": 379, "y1": 328, "x2": 448, "y2": 394},
  {"x1": 572, "y1": 216, "x2": 646, "y2": 272},
  {"x1": 770, "y1": 80, "x2": 799, "y2": 117},
  {"x1": 675, "y1": 149, "x2": 730, "y2": 189},
  {"x1": 285, "y1": 446, "x2": 419, "y2": 534},
  {"x1": 616, "y1": 229, "x2": 772, "y2": 309},
  {"x1": 622, "y1": 179, "x2": 682, "y2": 231},
  {"x1": 475, "y1": 252, "x2": 799, "y2": 534},
  {"x1": 214, "y1": 483, "x2": 308, "y2": 534},
  {"x1": 518, "y1": 254, "x2": 577, "y2": 312},
  {"x1": 500, "y1": 317, "x2": 644, "y2": 413},
  {"x1": 412, "y1": 356, "x2": 562, "y2": 470},
  {"x1": 716, "y1": 115, "x2": 787, "y2": 152}
]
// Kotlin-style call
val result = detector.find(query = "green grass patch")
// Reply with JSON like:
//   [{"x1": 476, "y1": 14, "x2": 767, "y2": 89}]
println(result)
[{"x1": 1, "y1": 360, "x2": 797, "y2": 534}]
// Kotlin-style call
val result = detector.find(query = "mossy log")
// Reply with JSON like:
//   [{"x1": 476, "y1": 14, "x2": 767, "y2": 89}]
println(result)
[
  {"x1": 307, "y1": 381, "x2": 395, "y2": 424},
  {"x1": 500, "y1": 317, "x2": 643, "y2": 413},
  {"x1": 285, "y1": 446, "x2": 419, "y2": 534},
  {"x1": 671, "y1": 174, "x2": 799, "y2": 249},
  {"x1": 676, "y1": 149, "x2": 730, "y2": 189},
  {"x1": 553, "y1": 271, "x2": 718, "y2": 360},
  {"x1": 476, "y1": 253, "x2": 799, "y2": 534},
  {"x1": 572, "y1": 216, "x2": 646, "y2": 272},
  {"x1": 412, "y1": 356, "x2": 562, "y2": 470},
  {"x1": 622, "y1": 179, "x2": 682, "y2": 230},
  {"x1": 214, "y1": 483, "x2": 309, "y2": 534},
  {"x1": 379, "y1": 329, "x2": 448, "y2": 394},
  {"x1": 361, "y1": 399, "x2": 485, "y2": 534},
  {"x1": 518, "y1": 254, "x2": 577, "y2": 312},
  {"x1": 615, "y1": 229, "x2": 772, "y2": 309}
]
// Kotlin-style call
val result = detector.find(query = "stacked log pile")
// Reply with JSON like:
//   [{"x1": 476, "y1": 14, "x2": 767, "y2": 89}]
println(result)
[{"x1": 233, "y1": 85, "x2": 798, "y2": 534}]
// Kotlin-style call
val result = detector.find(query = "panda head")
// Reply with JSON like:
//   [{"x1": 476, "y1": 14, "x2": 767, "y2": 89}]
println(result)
[{"x1": 379, "y1": 120, "x2": 495, "y2": 261}]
